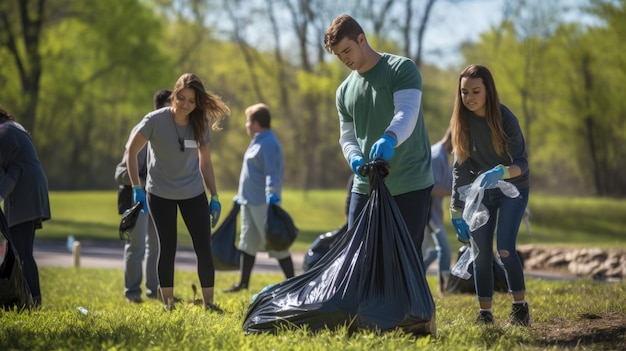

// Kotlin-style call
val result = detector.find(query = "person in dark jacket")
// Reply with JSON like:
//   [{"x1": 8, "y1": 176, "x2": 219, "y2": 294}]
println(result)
[{"x1": 0, "y1": 108, "x2": 51, "y2": 307}]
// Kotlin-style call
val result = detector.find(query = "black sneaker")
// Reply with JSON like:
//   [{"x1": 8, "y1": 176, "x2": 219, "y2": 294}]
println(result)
[
  {"x1": 205, "y1": 302, "x2": 225, "y2": 314},
  {"x1": 223, "y1": 284, "x2": 247, "y2": 293},
  {"x1": 509, "y1": 302, "x2": 531, "y2": 326},
  {"x1": 476, "y1": 310, "x2": 494, "y2": 325}
]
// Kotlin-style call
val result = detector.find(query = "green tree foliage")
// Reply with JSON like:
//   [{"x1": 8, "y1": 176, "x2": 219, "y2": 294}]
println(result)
[
  {"x1": 35, "y1": 0, "x2": 175, "y2": 189},
  {"x1": 0, "y1": 0, "x2": 45, "y2": 135},
  {"x1": 1, "y1": 0, "x2": 624, "y2": 196},
  {"x1": 460, "y1": 0, "x2": 626, "y2": 196}
]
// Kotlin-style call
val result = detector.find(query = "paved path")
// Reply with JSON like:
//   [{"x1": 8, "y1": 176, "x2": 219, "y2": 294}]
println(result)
[
  {"x1": 32, "y1": 239, "x2": 304, "y2": 274},
  {"x1": 30, "y1": 239, "x2": 579, "y2": 281}
]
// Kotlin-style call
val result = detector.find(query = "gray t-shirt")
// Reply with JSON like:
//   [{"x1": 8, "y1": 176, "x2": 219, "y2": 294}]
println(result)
[{"x1": 136, "y1": 107, "x2": 211, "y2": 200}]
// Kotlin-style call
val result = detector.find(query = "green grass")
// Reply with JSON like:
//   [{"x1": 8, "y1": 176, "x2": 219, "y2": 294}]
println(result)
[
  {"x1": 39, "y1": 190, "x2": 626, "y2": 251},
  {"x1": 5, "y1": 190, "x2": 626, "y2": 350},
  {"x1": 0, "y1": 268, "x2": 624, "y2": 350}
]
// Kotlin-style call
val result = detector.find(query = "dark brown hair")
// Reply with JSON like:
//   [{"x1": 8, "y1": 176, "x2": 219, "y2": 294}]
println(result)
[
  {"x1": 153, "y1": 89, "x2": 171, "y2": 110},
  {"x1": 323, "y1": 14, "x2": 364, "y2": 52},
  {"x1": 0, "y1": 108, "x2": 15, "y2": 124}
]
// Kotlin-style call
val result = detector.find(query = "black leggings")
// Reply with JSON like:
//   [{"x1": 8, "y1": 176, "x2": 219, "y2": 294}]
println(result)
[
  {"x1": 147, "y1": 192, "x2": 215, "y2": 288},
  {"x1": 10, "y1": 220, "x2": 41, "y2": 301}
]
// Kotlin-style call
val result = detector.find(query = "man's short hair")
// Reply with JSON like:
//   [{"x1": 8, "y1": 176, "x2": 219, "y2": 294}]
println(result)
[
  {"x1": 245, "y1": 103, "x2": 271, "y2": 129},
  {"x1": 153, "y1": 89, "x2": 172, "y2": 109},
  {"x1": 323, "y1": 14, "x2": 364, "y2": 52}
]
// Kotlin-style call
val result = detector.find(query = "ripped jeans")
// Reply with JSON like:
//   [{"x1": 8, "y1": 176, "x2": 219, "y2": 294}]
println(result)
[{"x1": 471, "y1": 187, "x2": 529, "y2": 302}]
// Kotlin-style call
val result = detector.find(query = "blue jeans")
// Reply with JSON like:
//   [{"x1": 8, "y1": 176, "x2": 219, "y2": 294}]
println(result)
[
  {"x1": 472, "y1": 187, "x2": 529, "y2": 302},
  {"x1": 423, "y1": 222, "x2": 451, "y2": 275},
  {"x1": 124, "y1": 211, "x2": 160, "y2": 299},
  {"x1": 348, "y1": 186, "x2": 432, "y2": 261}
]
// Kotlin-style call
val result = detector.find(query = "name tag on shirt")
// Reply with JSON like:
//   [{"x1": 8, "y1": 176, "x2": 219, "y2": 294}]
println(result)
[{"x1": 184, "y1": 139, "x2": 197, "y2": 149}]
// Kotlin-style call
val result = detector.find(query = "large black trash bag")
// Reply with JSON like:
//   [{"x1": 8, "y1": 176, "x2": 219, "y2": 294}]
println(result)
[
  {"x1": 242, "y1": 160, "x2": 436, "y2": 336},
  {"x1": 0, "y1": 209, "x2": 34, "y2": 310},
  {"x1": 265, "y1": 204, "x2": 298, "y2": 251},
  {"x1": 302, "y1": 223, "x2": 348, "y2": 272},
  {"x1": 211, "y1": 201, "x2": 241, "y2": 270},
  {"x1": 445, "y1": 246, "x2": 514, "y2": 294}
]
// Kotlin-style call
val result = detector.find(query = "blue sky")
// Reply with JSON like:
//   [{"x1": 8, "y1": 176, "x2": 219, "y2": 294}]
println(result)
[{"x1": 421, "y1": 0, "x2": 595, "y2": 68}]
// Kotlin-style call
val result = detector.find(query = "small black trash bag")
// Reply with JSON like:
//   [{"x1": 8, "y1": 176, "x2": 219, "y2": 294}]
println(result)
[
  {"x1": 302, "y1": 223, "x2": 347, "y2": 272},
  {"x1": 0, "y1": 209, "x2": 34, "y2": 310},
  {"x1": 265, "y1": 204, "x2": 298, "y2": 251},
  {"x1": 242, "y1": 160, "x2": 436, "y2": 336},
  {"x1": 119, "y1": 201, "x2": 143, "y2": 240},
  {"x1": 445, "y1": 245, "x2": 511, "y2": 294},
  {"x1": 211, "y1": 201, "x2": 241, "y2": 270}
]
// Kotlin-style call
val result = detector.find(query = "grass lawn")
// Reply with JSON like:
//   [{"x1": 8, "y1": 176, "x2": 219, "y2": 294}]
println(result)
[
  {"x1": 0, "y1": 268, "x2": 624, "y2": 350},
  {"x1": 36, "y1": 190, "x2": 626, "y2": 252},
  {"x1": 2, "y1": 190, "x2": 625, "y2": 350}
]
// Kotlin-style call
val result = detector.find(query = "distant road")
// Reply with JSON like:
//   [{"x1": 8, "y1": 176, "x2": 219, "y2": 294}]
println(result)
[{"x1": 32, "y1": 239, "x2": 304, "y2": 274}]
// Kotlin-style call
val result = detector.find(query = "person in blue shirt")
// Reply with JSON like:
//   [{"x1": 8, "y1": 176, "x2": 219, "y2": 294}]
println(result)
[
  {"x1": 224, "y1": 103, "x2": 294, "y2": 293},
  {"x1": 450, "y1": 64, "x2": 530, "y2": 326},
  {"x1": 422, "y1": 127, "x2": 453, "y2": 293}
]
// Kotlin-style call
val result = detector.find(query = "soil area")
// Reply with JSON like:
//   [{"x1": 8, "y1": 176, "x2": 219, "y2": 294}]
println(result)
[{"x1": 533, "y1": 311, "x2": 626, "y2": 350}]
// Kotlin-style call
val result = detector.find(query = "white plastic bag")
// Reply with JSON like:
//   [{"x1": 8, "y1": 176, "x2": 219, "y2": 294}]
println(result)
[
  {"x1": 451, "y1": 239, "x2": 479, "y2": 280},
  {"x1": 451, "y1": 175, "x2": 520, "y2": 279},
  {"x1": 461, "y1": 174, "x2": 520, "y2": 232}
]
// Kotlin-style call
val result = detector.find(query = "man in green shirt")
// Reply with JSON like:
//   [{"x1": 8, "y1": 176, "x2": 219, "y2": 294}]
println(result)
[{"x1": 324, "y1": 14, "x2": 434, "y2": 257}]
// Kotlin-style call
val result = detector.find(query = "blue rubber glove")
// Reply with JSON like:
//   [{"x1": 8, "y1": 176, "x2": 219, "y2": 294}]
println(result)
[
  {"x1": 209, "y1": 195, "x2": 221, "y2": 228},
  {"x1": 480, "y1": 164, "x2": 509, "y2": 189},
  {"x1": 369, "y1": 133, "x2": 397, "y2": 161},
  {"x1": 132, "y1": 185, "x2": 147, "y2": 213},
  {"x1": 266, "y1": 193, "x2": 280, "y2": 205},
  {"x1": 450, "y1": 208, "x2": 471, "y2": 244},
  {"x1": 349, "y1": 156, "x2": 366, "y2": 180}
]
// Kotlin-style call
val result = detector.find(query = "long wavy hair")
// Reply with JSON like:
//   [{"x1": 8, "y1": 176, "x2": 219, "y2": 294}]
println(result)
[
  {"x1": 450, "y1": 64, "x2": 508, "y2": 163},
  {"x1": 171, "y1": 73, "x2": 230, "y2": 146}
]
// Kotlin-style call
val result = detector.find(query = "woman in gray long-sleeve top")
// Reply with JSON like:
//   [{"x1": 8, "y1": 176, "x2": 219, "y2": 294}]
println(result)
[{"x1": 0, "y1": 108, "x2": 51, "y2": 308}]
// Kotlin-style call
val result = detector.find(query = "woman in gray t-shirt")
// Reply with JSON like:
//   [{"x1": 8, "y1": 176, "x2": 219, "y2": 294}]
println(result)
[{"x1": 126, "y1": 73, "x2": 230, "y2": 312}]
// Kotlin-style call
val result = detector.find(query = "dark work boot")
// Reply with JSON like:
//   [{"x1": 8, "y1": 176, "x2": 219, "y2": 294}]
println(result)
[
  {"x1": 509, "y1": 302, "x2": 531, "y2": 327},
  {"x1": 278, "y1": 256, "x2": 295, "y2": 279},
  {"x1": 223, "y1": 251, "x2": 255, "y2": 293}
]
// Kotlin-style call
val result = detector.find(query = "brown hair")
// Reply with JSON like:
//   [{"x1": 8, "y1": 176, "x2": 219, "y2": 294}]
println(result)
[
  {"x1": 451, "y1": 64, "x2": 508, "y2": 163},
  {"x1": 323, "y1": 14, "x2": 364, "y2": 52},
  {"x1": 0, "y1": 108, "x2": 15, "y2": 124},
  {"x1": 245, "y1": 103, "x2": 271, "y2": 129},
  {"x1": 171, "y1": 73, "x2": 230, "y2": 145}
]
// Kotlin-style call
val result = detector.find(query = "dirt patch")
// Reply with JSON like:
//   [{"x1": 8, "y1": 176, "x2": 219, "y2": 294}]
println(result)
[{"x1": 533, "y1": 312, "x2": 626, "y2": 350}]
